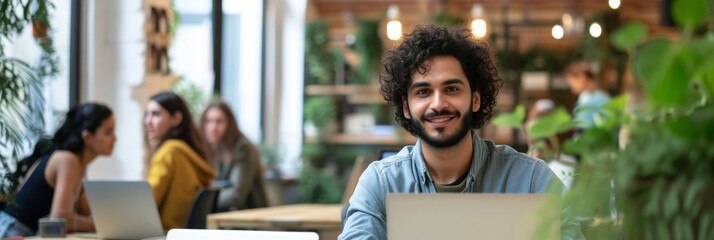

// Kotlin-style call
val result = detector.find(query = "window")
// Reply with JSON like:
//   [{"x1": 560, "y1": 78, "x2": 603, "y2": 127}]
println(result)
[
  {"x1": 170, "y1": 0, "x2": 215, "y2": 99},
  {"x1": 2, "y1": 1, "x2": 72, "y2": 134}
]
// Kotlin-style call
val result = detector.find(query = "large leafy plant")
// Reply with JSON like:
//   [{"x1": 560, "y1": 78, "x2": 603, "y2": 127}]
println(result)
[
  {"x1": 496, "y1": 1, "x2": 714, "y2": 239},
  {"x1": 491, "y1": 105, "x2": 577, "y2": 161},
  {"x1": 608, "y1": 0, "x2": 714, "y2": 238},
  {"x1": 1, "y1": 0, "x2": 57, "y2": 201}
]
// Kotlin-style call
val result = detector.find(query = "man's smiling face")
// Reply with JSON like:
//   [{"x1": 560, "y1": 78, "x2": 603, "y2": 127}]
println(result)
[{"x1": 404, "y1": 56, "x2": 480, "y2": 148}]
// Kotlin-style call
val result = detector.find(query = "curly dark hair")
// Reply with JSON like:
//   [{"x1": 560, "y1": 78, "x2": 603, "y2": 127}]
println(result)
[{"x1": 380, "y1": 24, "x2": 502, "y2": 135}]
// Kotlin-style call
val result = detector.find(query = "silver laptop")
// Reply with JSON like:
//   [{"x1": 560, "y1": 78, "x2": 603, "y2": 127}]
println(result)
[
  {"x1": 84, "y1": 181, "x2": 165, "y2": 240},
  {"x1": 386, "y1": 194, "x2": 560, "y2": 240}
]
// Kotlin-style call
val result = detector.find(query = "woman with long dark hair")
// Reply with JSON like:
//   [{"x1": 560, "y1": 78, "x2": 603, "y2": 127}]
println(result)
[
  {"x1": 144, "y1": 91, "x2": 215, "y2": 232},
  {"x1": 1, "y1": 103, "x2": 115, "y2": 237},
  {"x1": 200, "y1": 100, "x2": 268, "y2": 211}
]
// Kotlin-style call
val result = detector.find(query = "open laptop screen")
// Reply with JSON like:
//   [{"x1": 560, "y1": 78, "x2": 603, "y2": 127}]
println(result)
[
  {"x1": 84, "y1": 181, "x2": 165, "y2": 239},
  {"x1": 386, "y1": 193, "x2": 560, "y2": 240}
]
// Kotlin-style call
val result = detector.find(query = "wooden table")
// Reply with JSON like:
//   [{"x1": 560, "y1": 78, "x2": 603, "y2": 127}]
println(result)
[
  {"x1": 207, "y1": 204, "x2": 343, "y2": 240},
  {"x1": 25, "y1": 233, "x2": 99, "y2": 239},
  {"x1": 25, "y1": 233, "x2": 166, "y2": 240}
]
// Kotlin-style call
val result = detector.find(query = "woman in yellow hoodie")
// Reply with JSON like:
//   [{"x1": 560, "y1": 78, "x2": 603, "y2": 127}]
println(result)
[{"x1": 144, "y1": 91, "x2": 216, "y2": 232}]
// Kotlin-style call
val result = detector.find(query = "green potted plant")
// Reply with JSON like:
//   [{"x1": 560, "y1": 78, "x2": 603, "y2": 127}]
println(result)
[
  {"x1": 607, "y1": 0, "x2": 714, "y2": 238},
  {"x1": 303, "y1": 96, "x2": 338, "y2": 137},
  {"x1": 567, "y1": 0, "x2": 711, "y2": 238},
  {"x1": 495, "y1": 1, "x2": 714, "y2": 239},
  {"x1": 305, "y1": 20, "x2": 335, "y2": 85},
  {"x1": 352, "y1": 20, "x2": 382, "y2": 85},
  {"x1": 492, "y1": 104, "x2": 578, "y2": 161},
  {"x1": 1, "y1": 0, "x2": 57, "y2": 205},
  {"x1": 171, "y1": 77, "x2": 210, "y2": 120}
]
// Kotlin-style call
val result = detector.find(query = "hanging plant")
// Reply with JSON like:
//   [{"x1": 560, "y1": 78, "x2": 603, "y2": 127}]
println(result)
[{"x1": 1, "y1": 0, "x2": 58, "y2": 202}]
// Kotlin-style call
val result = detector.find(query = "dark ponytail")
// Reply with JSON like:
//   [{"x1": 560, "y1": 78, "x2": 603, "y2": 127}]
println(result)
[{"x1": 53, "y1": 103, "x2": 113, "y2": 154}]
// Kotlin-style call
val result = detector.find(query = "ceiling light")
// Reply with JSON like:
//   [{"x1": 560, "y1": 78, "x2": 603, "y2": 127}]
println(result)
[
  {"x1": 471, "y1": 19, "x2": 487, "y2": 38},
  {"x1": 387, "y1": 20, "x2": 402, "y2": 40},
  {"x1": 386, "y1": 5, "x2": 401, "y2": 41},
  {"x1": 589, "y1": 23, "x2": 602, "y2": 38},
  {"x1": 552, "y1": 25, "x2": 564, "y2": 39}
]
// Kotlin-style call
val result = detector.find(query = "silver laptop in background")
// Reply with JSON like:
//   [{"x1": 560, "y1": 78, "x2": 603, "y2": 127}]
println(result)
[
  {"x1": 386, "y1": 194, "x2": 560, "y2": 240},
  {"x1": 84, "y1": 181, "x2": 165, "y2": 240}
]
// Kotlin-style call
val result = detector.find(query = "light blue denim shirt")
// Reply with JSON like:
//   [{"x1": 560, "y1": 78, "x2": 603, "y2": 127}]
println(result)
[
  {"x1": 339, "y1": 132, "x2": 584, "y2": 240},
  {"x1": 574, "y1": 90, "x2": 611, "y2": 128}
]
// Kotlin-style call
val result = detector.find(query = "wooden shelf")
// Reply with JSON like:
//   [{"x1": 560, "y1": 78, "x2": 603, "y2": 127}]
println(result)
[
  {"x1": 305, "y1": 85, "x2": 379, "y2": 96},
  {"x1": 346, "y1": 94, "x2": 386, "y2": 104},
  {"x1": 305, "y1": 133, "x2": 417, "y2": 145}
]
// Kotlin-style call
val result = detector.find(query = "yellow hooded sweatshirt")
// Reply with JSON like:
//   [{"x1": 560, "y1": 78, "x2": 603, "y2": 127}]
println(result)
[{"x1": 147, "y1": 139, "x2": 216, "y2": 232}]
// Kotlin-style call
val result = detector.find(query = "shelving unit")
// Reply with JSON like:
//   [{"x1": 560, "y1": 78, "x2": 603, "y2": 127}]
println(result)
[
  {"x1": 304, "y1": 83, "x2": 415, "y2": 146},
  {"x1": 306, "y1": 84, "x2": 386, "y2": 104},
  {"x1": 305, "y1": 85, "x2": 376, "y2": 95},
  {"x1": 305, "y1": 133, "x2": 416, "y2": 145}
]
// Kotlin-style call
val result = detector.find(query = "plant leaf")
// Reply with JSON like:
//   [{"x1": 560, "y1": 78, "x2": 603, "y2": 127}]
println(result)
[
  {"x1": 694, "y1": 43, "x2": 714, "y2": 98},
  {"x1": 666, "y1": 118, "x2": 700, "y2": 140},
  {"x1": 563, "y1": 127, "x2": 615, "y2": 155},
  {"x1": 527, "y1": 107, "x2": 575, "y2": 139},
  {"x1": 596, "y1": 94, "x2": 630, "y2": 130},
  {"x1": 635, "y1": 38, "x2": 697, "y2": 107},
  {"x1": 491, "y1": 105, "x2": 525, "y2": 130},
  {"x1": 700, "y1": 214, "x2": 713, "y2": 240},
  {"x1": 610, "y1": 22, "x2": 648, "y2": 52},
  {"x1": 664, "y1": 180, "x2": 682, "y2": 218},
  {"x1": 672, "y1": 0, "x2": 710, "y2": 32}
]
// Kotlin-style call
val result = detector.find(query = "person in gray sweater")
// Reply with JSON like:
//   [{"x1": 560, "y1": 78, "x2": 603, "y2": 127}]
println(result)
[{"x1": 200, "y1": 100, "x2": 268, "y2": 211}]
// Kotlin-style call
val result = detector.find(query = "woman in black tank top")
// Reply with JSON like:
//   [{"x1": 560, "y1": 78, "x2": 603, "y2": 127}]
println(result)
[{"x1": 1, "y1": 103, "x2": 116, "y2": 237}]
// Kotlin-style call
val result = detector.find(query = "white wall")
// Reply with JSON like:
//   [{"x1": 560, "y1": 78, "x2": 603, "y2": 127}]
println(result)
[
  {"x1": 222, "y1": 0, "x2": 264, "y2": 143},
  {"x1": 264, "y1": 0, "x2": 306, "y2": 178},
  {"x1": 83, "y1": 0, "x2": 146, "y2": 180}
]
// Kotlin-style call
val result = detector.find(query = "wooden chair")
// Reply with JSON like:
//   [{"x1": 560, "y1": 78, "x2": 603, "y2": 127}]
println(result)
[{"x1": 342, "y1": 155, "x2": 370, "y2": 204}]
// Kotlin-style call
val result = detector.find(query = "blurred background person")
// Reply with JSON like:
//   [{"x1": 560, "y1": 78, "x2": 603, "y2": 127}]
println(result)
[
  {"x1": 565, "y1": 61, "x2": 611, "y2": 129},
  {"x1": 525, "y1": 99, "x2": 557, "y2": 160},
  {"x1": 200, "y1": 100, "x2": 268, "y2": 211},
  {"x1": 524, "y1": 99, "x2": 576, "y2": 188},
  {"x1": 144, "y1": 92, "x2": 215, "y2": 232},
  {"x1": 1, "y1": 103, "x2": 115, "y2": 237}
]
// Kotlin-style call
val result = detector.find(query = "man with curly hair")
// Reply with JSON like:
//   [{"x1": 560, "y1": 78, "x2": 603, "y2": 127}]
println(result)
[{"x1": 339, "y1": 25, "x2": 582, "y2": 239}]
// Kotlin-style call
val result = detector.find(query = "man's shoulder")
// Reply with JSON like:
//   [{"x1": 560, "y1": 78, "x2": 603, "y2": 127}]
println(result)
[
  {"x1": 364, "y1": 146, "x2": 418, "y2": 180},
  {"x1": 486, "y1": 142, "x2": 559, "y2": 193},
  {"x1": 360, "y1": 146, "x2": 420, "y2": 193},
  {"x1": 491, "y1": 143, "x2": 547, "y2": 167},
  {"x1": 372, "y1": 146, "x2": 413, "y2": 166}
]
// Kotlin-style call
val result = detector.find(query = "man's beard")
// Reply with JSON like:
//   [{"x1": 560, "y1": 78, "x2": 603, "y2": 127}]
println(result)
[{"x1": 410, "y1": 102, "x2": 473, "y2": 149}]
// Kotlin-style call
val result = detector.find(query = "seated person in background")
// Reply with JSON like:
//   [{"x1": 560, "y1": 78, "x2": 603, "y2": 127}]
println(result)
[
  {"x1": 200, "y1": 100, "x2": 268, "y2": 211},
  {"x1": 525, "y1": 99, "x2": 576, "y2": 188},
  {"x1": 144, "y1": 92, "x2": 216, "y2": 231},
  {"x1": 1, "y1": 138, "x2": 54, "y2": 210},
  {"x1": 339, "y1": 25, "x2": 583, "y2": 240},
  {"x1": 564, "y1": 61, "x2": 611, "y2": 129},
  {"x1": 525, "y1": 99, "x2": 557, "y2": 160},
  {"x1": 1, "y1": 103, "x2": 116, "y2": 237}
]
